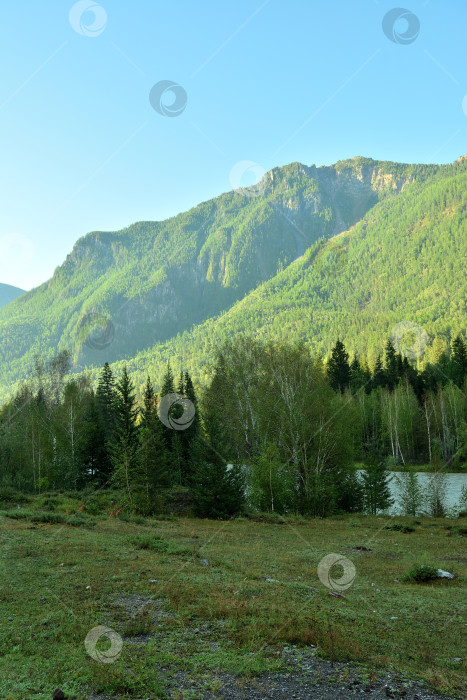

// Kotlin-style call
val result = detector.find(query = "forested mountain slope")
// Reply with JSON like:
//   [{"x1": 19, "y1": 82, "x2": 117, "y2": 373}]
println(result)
[
  {"x1": 0, "y1": 157, "x2": 436, "y2": 395},
  {"x1": 0, "y1": 284, "x2": 24, "y2": 309},
  {"x1": 104, "y1": 157, "x2": 466, "y2": 393}
]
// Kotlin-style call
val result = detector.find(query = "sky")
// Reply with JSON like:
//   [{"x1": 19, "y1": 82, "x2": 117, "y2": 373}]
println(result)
[{"x1": 0, "y1": 0, "x2": 465, "y2": 290}]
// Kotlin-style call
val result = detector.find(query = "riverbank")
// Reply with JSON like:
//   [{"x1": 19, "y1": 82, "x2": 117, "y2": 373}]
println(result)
[{"x1": 355, "y1": 462, "x2": 467, "y2": 474}]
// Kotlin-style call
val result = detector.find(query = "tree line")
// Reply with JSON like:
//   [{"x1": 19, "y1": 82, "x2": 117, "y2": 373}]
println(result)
[{"x1": 0, "y1": 333, "x2": 465, "y2": 518}]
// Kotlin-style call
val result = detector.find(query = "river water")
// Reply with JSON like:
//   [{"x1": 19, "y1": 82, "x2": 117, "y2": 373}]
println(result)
[{"x1": 369, "y1": 471, "x2": 467, "y2": 516}]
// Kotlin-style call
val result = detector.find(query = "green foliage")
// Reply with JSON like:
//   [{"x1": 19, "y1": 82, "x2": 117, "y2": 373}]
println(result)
[
  {"x1": 192, "y1": 450, "x2": 245, "y2": 520},
  {"x1": 249, "y1": 443, "x2": 295, "y2": 513},
  {"x1": 393, "y1": 467, "x2": 424, "y2": 516},
  {"x1": 2, "y1": 157, "x2": 465, "y2": 400},
  {"x1": 128, "y1": 533, "x2": 192, "y2": 556},
  {"x1": 2, "y1": 509, "x2": 96, "y2": 527},
  {"x1": 0, "y1": 331, "x2": 465, "y2": 519},
  {"x1": 326, "y1": 339, "x2": 351, "y2": 393},
  {"x1": 361, "y1": 456, "x2": 394, "y2": 515},
  {"x1": 385, "y1": 523, "x2": 415, "y2": 533},
  {"x1": 403, "y1": 564, "x2": 439, "y2": 583}
]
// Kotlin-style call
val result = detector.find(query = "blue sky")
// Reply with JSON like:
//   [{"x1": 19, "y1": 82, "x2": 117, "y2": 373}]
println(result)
[{"x1": 0, "y1": 0, "x2": 465, "y2": 290}]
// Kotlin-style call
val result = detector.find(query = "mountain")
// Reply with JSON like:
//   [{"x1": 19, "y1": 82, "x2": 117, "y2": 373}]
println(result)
[
  {"x1": 0, "y1": 283, "x2": 24, "y2": 309},
  {"x1": 96, "y1": 156, "x2": 466, "y2": 392},
  {"x1": 0, "y1": 156, "x2": 464, "y2": 397}
]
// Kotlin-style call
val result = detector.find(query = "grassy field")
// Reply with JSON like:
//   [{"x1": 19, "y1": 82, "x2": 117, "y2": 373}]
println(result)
[{"x1": 0, "y1": 493, "x2": 465, "y2": 699}]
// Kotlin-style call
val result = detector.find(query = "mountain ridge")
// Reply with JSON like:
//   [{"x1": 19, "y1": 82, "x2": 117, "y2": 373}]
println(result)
[
  {"x1": 0, "y1": 155, "x2": 464, "y2": 397},
  {"x1": 0, "y1": 283, "x2": 25, "y2": 309}
]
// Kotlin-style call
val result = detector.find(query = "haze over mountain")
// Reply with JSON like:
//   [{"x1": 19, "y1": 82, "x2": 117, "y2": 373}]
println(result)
[
  {"x1": 0, "y1": 155, "x2": 465, "y2": 397},
  {"x1": 0, "y1": 283, "x2": 25, "y2": 309}
]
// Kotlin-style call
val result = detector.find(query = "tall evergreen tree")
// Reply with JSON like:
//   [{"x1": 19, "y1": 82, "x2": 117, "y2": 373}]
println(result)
[
  {"x1": 451, "y1": 334, "x2": 467, "y2": 387},
  {"x1": 111, "y1": 367, "x2": 141, "y2": 509},
  {"x1": 95, "y1": 362, "x2": 117, "y2": 485},
  {"x1": 350, "y1": 355, "x2": 367, "y2": 394},
  {"x1": 372, "y1": 354, "x2": 385, "y2": 390},
  {"x1": 138, "y1": 376, "x2": 171, "y2": 512},
  {"x1": 80, "y1": 389, "x2": 104, "y2": 483},
  {"x1": 361, "y1": 455, "x2": 393, "y2": 515},
  {"x1": 193, "y1": 456, "x2": 245, "y2": 519},
  {"x1": 177, "y1": 371, "x2": 185, "y2": 395},
  {"x1": 178, "y1": 370, "x2": 201, "y2": 486},
  {"x1": 160, "y1": 362, "x2": 175, "y2": 397},
  {"x1": 384, "y1": 339, "x2": 399, "y2": 391},
  {"x1": 326, "y1": 340, "x2": 351, "y2": 394}
]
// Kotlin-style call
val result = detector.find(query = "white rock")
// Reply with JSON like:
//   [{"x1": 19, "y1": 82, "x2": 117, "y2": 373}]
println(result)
[{"x1": 436, "y1": 568, "x2": 454, "y2": 579}]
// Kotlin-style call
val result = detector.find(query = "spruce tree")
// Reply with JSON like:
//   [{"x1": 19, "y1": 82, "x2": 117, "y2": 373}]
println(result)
[
  {"x1": 193, "y1": 401, "x2": 245, "y2": 518},
  {"x1": 96, "y1": 362, "x2": 117, "y2": 485},
  {"x1": 372, "y1": 354, "x2": 385, "y2": 389},
  {"x1": 178, "y1": 371, "x2": 200, "y2": 486},
  {"x1": 160, "y1": 362, "x2": 175, "y2": 397},
  {"x1": 350, "y1": 355, "x2": 367, "y2": 394},
  {"x1": 451, "y1": 334, "x2": 467, "y2": 387},
  {"x1": 138, "y1": 376, "x2": 171, "y2": 511},
  {"x1": 159, "y1": 361, "x2": 177, "y2": 455},
  {"x1": 361, "y1": 455, "x2": 393, "y2": 515},
  {"x1": 111, "y1": 367, "x2": 141, "y2": 509},
  {"x1": 326, "y1": 340, "x2": 351, "y2": 393},
  {"x1": 193, "y1": 451, "x2": 245, "y2": 519},
  {"x1": 384, "y1": 339, "x2": 399, "y2": 391},
  {"x1": 80, "y1": 389, "x2": 104, "y2": 484}
]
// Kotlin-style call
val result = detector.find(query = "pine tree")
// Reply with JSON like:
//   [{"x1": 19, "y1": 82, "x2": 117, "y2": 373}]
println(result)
[
  {"x1": 193, "y1": 400, "x2": 245, "y2": 518},
  {"x1": 177, "y1": 371, "x2": 185, "y2": 395},
  {"x1": 451, "y1": 334, "x2": 467, "y2": 387},
  {"x1": 160, "y1": 362, "x2": 175, "y2": 397},
  {"x1": 80, "y1": 389, "x2": 104, "y2": 483},
  {"x1": 96, "y1": 362, "x2": 117, "y2": 485},
  {"x1": 138, "y1": 376, "x2": 171, "y2": 512},
  {"x1": 384, "y1": 339, "x2": 399, "y2": 391},
  {"x1": 350, "y1": 355, "x2": 367, "y2": 394},
  {"x1": 193, "y1": 451, "x2": 245, "y2": 519},
  {"x1": 178, "y1": 371, "x2": 200, "y2": 486},
  {"x1": 361, "y1": 455, "x2": 393, "y2": 515},
  {"x1": 372, "y1": 354, "x2": 385, "y2": 389},
  {"x1": 326, "y1": 340, "x2": 351, "y2": 393},
  {"x1": 394, "y1": 466, "x2": 423, "y2": 516},
  {"x1": 111, "y1": 367, "x2": 141, "y2": 509},
  {"x1": 424, "y1": 439, "x2": 447, "y2": 517},
  {"x1": 159, "y1": 361, "x2": 177, "y2": 455}
]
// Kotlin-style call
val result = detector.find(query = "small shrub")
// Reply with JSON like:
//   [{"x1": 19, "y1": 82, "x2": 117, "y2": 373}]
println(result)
[
  {"x1": 30, "y1": 512, "x2": 66, "y2": 524},
  {"x1": 385, "y1": 523, "x2": 415, "y2": 533},
  {"x1": 123, "y1": 607, "x2": 155, "y2": 636},
  {"x1": 3, "y1": 510, "x2": 33, "y2": 520},
  {"x1": 41, "y1": 497, "x2": 59, "y2": 511},
  {"x1": 129, "y1": 534, "x2": 167, "y2": 552},
  {"x1": 118, "y1": 513, "x2": 147, "y2": 525},
  {"x1": 2, "y1": 509, "x2": 95, "y2": 528},
  {"x1": 0, "y1": 488, "x2": 30, "y2": 504},
  {"x1": 246, "y1": 512, "x2": 286, "y2": 524},
  {"x1": 403, "y1": 564, "x2": 439, "y2": 583},
  {"x1": 128, "y1": 534, "x2": 192, "y2": 556},
  {"x1": 65, "y1": 514, "x2": 96, "y2": 528}
]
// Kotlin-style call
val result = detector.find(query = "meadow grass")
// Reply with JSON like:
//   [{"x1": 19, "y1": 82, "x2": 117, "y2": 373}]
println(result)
[{"x1": 0, "y1": 495, "x2": 465, "y2": 698}]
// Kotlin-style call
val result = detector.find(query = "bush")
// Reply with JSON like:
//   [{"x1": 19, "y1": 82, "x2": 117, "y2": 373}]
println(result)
[
  {"x1": 246, "y1": 511, "x2": 287, "y2": 524},
  {"x1": 385, "y1": 523, "x2": 415, "y2": 533},
  {"x1": 2, "y1": 509, "x2": 95, "y2": 528},
  {"x1": 0, "y1": 488, "x2": 30, "y2": 504},
  {"x1": 403, "y1": 564, "x2": 439, "y2": 583},
  {"x1": 41, "y1": 497, "x2": 59, "y2": 511},
  {"x1": 128, "y1": 534, "x2": 192, "y2": 556},
  {"x1": 118, "y1": 513, "x2": 148, "y2": 525}
]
